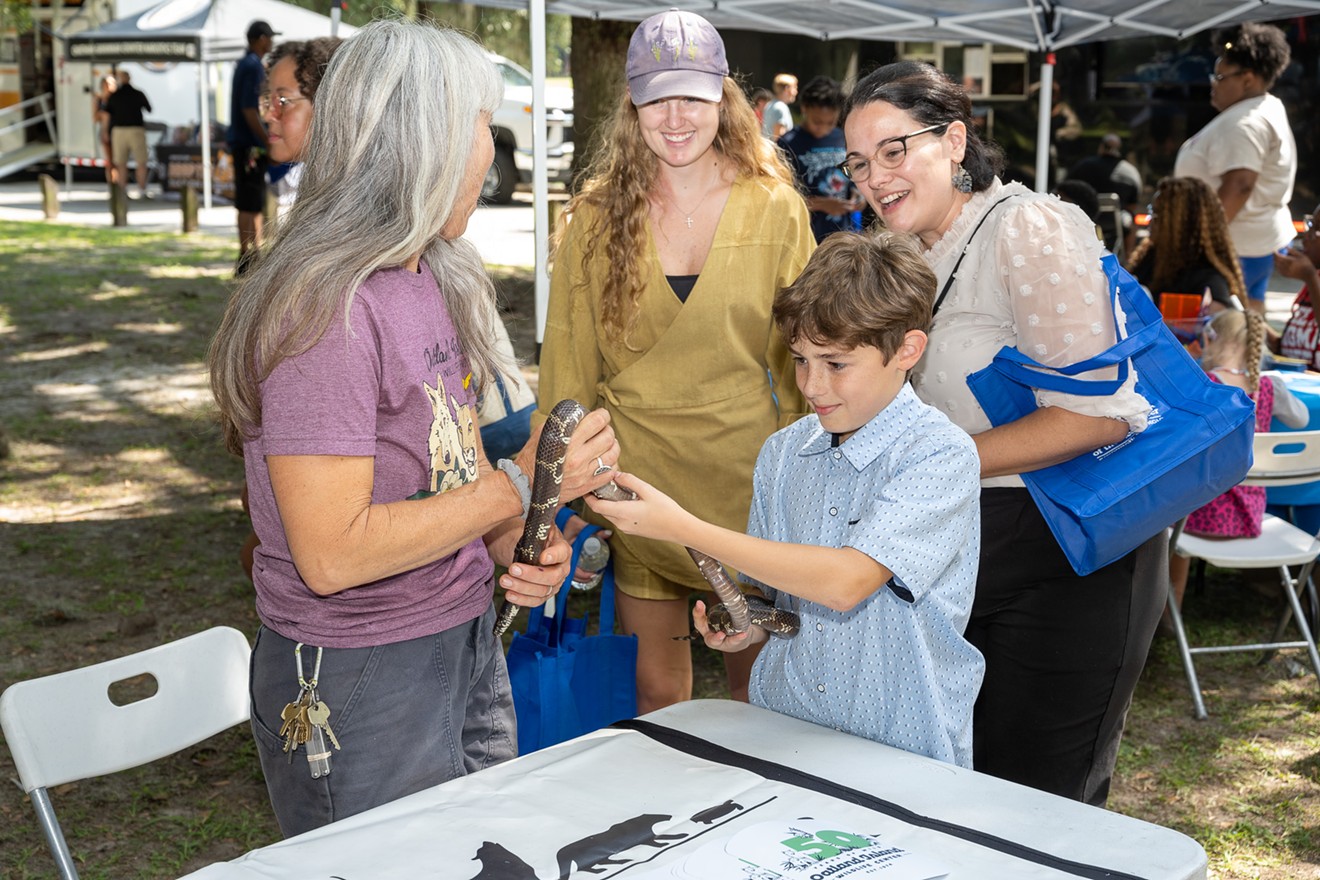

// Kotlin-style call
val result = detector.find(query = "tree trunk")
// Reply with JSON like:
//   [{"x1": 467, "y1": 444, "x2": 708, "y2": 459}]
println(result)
[{"x1": 569, "y1": 17, "x2": 632, "y2": 189}]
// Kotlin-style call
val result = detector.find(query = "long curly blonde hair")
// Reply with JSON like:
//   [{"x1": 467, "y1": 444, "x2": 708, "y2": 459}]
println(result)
[
  {"x1": 1127, "y1": 176, "x2": 1248, "y2": 307},
  {"x1": 557, "y1": 78, "x2": 794, "y2": 347}
]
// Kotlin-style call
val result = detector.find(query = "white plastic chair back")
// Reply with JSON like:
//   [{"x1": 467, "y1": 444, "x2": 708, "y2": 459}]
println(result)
[
  {"x1": 0, "y1": 626, "x2": 251, "y2": 878},
  {"x1": 1242, "y1": 430, "x2": 1320, "y2": 488},
  {"x1": 1170, "y1": 431, "x2": 1320, "y2": 718}
]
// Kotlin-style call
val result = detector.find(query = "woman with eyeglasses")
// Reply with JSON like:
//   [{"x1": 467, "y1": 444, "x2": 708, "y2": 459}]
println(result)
[
  {"x1": 841, "y1": 61, "x2": 1164, "y2": 807},
  {"x1": 261, "y1": 37, "x2": 343, "y2": 212},
  {"x1": 208, "y1": 19, "x2": 618, "y2": 837},
  {"x1": 536, "y1": 9, "x2": 812, "y2": 715},
  {"x1": 1174, "y1": 21, "x2": 1296, "y2": 316}
]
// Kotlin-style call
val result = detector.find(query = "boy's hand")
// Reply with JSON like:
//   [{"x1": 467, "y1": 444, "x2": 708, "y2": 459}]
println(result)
[
  {"x1": 692, "y1": 599, "x2": 759, "y2": 652},
  {"x1": 584, "y1": 471, "x2": 688, "y2": 544}
]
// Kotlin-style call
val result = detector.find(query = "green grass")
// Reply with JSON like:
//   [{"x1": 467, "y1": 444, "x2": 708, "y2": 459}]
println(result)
[{"x1": 2, "y1": 219, "x2": 1319, "y2": 878}]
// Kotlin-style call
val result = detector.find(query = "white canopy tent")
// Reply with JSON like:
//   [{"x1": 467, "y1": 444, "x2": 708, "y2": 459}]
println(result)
[
  {"x1": 64, "y1": 0, "x2": 354, "y2": 208},
  {"x1": 476, "y1": 0, "x2": 1320, "y2": 341}
]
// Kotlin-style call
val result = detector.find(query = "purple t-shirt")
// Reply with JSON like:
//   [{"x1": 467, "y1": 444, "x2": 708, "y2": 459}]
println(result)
[{"x1": 245, "y1": 261, "x2": 494, "y2": 646}]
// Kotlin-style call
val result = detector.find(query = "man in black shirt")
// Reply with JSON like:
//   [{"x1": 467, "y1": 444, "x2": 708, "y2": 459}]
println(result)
[{"x1": 105, "y1": 70, "x2": 153, "y2": 199}]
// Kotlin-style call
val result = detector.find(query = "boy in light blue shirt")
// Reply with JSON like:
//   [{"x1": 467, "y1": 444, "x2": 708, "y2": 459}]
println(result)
[{"x1": 589, "y1": 231, "x2": 984, "y2": 767}]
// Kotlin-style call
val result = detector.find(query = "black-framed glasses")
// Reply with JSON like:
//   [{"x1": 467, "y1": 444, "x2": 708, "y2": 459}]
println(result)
[
  {"x1": 1208, "y1": 69, "x2": 1247, "y2": 84},
  {"x1": 838, "y1": 123, "x2": 950, "y2": 183},
  {"x1": 259, "y1": 94, "x2": 309, "y2": 115}
]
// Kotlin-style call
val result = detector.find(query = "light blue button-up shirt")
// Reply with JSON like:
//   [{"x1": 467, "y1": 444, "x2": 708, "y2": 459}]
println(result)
[{"x1": 747, "y1": 384, "x2": 985, "y2": 767}]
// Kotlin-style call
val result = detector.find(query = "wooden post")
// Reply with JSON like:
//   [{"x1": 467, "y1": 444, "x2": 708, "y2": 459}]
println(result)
[
  {"x1": 180, "y1": 185, "x2": 199, "y2": 233},
  {"x1": 109, "y1": 184, "x2": 128, "y2": 227},
  {"x1": 38, "y1": 174, "x2": 58, "y2": 219}
]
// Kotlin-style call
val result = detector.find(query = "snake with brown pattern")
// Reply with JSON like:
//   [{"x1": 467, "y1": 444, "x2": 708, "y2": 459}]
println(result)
[{"x1": 492, "y1": 398, "x2": 800, "y2": 639}]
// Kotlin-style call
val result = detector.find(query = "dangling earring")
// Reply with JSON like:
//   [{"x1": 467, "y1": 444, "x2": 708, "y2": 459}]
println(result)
[{"x1": 952, "y1": 162, "x2": 973, "y2": 193}]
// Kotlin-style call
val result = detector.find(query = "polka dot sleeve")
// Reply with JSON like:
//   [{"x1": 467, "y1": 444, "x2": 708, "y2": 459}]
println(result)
[{"x1": 994, "y1": 198, "x2": 1150, "y2": 431}]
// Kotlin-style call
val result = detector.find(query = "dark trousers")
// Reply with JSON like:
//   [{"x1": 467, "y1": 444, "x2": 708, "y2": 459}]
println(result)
[
  {"x1": 249, "y1": 603, "x2": 516, "y2": 838},
  {"x1": 969, "y1": 488, "x2": 1166, "y2": 806}
]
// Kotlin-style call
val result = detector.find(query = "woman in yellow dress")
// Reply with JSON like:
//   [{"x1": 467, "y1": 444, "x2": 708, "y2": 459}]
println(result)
[{"x1": 537, "y1": 9, "x2": 813, "y2": 713}]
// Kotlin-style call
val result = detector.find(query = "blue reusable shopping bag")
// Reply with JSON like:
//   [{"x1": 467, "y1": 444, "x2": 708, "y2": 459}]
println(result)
[
  {"x1": 506, "y1": 524, "x2": 638, "y2": 754},
  {"x1": 966, "y1": 253, "x2": 1256, "y2": 576}
]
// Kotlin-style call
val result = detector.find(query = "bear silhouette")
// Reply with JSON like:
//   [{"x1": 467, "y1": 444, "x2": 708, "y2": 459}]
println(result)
[{"x1": 556, "y1": 813, "x2": 686, "y2": 878}]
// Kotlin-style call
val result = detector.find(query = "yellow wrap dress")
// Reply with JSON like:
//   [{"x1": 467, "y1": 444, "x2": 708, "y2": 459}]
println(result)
[{"x1": 536, "y1": 176, "x2": 814, "y2": 595}]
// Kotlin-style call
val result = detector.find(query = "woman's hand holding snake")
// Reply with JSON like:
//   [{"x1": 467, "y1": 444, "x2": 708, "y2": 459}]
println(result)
[
  {"x1": 497, "y1": 527, "x2": 572, "y2": 608},
  {"x1": 559, "y1": 407, "x2": 622, "y2": 503}
]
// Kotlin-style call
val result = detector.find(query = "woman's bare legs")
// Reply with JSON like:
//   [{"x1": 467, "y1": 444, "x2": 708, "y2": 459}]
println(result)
[{"x1": 615, "y1": 591, "x2": 693, "y2": 714}]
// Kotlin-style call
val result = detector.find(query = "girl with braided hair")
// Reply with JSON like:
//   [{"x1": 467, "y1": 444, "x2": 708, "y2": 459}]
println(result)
[
  {"x1": 1169, "y1": 308, "x2": 1302, "y2": 608},
  {"x1": 1127, "y1": 176, "x2": 1249, "y2": 314}
]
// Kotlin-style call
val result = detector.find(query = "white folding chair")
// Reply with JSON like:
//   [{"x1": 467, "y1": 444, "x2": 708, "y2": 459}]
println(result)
[
  {"x1": 1169, "y1": 431, "x2": 1320, "y2": 718},
  {"x1": 0, "y1": 626, "x2": 251, "y2": 879}
]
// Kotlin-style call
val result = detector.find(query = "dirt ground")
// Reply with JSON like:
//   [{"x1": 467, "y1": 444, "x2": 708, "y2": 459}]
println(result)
[{"x1": 2, "y1": 223, "x2": 1318, "y2": 878}]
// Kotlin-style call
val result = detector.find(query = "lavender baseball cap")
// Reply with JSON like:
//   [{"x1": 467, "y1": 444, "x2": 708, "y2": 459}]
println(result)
[{"x1": 626, "y1": 8, "x2": 728, "y2": 106}]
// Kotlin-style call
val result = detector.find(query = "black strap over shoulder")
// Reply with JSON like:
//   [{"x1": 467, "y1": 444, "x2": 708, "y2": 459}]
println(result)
[{"x1": 933, "y1": 195, "x2": 1016, "y2": 316}]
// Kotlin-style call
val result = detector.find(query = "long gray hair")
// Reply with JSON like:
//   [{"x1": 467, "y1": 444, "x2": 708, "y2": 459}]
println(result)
[{"x1": 208, "y1": 18, "x2": 505, "y2": 454}]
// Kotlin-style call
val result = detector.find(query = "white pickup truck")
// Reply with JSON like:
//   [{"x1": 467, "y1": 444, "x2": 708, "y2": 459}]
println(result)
[{"x1": 484, "y1": 53, "x2": 573, "y2": 204}]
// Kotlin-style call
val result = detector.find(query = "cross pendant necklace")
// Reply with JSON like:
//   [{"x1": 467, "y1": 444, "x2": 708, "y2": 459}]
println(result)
[{"x1": 664, "y1": 165, "x2": 719, "y2": 231}]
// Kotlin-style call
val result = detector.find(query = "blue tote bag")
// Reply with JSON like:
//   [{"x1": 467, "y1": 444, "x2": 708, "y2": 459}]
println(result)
[
  {"x1": 966, "y1": 253, "x2": 1256, "y2": 576},
  {"x1": 506, "y1": 524, "x2": 638, "y2": 754}
]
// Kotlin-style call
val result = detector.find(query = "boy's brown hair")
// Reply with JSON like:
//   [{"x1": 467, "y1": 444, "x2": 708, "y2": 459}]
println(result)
[{"x1": 773, "y1": 230, "x2": 936, "y2": 361}]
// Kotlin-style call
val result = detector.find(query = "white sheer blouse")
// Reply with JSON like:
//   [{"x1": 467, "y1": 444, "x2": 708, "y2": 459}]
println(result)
[{"x1": 914, "y1": 179, "x2": 1151, "y2": 489}]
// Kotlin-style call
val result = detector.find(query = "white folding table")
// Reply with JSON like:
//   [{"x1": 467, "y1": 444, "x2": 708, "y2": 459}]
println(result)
[{"x1": 179, "y1": 700, "x2": 1206, "y2": 880}]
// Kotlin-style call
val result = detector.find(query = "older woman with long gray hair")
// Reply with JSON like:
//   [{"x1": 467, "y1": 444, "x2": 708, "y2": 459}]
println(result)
[{"x1": 207, "y1": 18, "x2": 618, "y2": 837}]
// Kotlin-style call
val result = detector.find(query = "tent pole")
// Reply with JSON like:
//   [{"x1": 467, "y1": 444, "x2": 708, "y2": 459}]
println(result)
[
  {"x1": 1034, "y1": 53, "x2": 1054, "y2": 193},
  {"x1": 530, "y1": 0, "x2": 549, "y2": 353},
  {"x1": 201, "y1": 59, "x2": 213, "y2": 210}
]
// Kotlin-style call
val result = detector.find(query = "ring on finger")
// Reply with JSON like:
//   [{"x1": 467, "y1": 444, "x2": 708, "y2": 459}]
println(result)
[{"x1": 594, "y1": 456, "x2": 610, "y2": 476}]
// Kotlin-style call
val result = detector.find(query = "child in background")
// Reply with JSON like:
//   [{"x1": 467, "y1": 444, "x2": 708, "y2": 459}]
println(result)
[
  {"x1": 588, "y1": 231, "x2": 984, "y2": 767},
  {"x1": 1170, "y1": 309, "x2": 1305, "y2": 606}
]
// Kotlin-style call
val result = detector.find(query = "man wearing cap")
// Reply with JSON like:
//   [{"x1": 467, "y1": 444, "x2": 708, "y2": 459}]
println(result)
[{"x1": 228, "y1": 20, "x2": 276, "y2": 276}]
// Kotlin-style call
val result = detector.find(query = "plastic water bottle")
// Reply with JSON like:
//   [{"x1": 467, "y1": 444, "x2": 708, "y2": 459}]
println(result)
[{"x1": 571, "y1": 535, "x2": 609, "y2": 591}]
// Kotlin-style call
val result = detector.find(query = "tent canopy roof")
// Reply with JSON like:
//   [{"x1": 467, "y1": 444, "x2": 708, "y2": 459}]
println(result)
[
  {"x1": 477, "y1": 0, "x2": 1320, "y2": 52},
  {"x1": 64, "y1": 0, "x2": 354, "y2": 63}
]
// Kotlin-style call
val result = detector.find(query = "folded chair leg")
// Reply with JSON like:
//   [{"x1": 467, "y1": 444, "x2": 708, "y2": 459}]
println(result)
[
  {"x1": 30, "y1": 788, "x2": 79, "y2": 880},
  {"x1": 1166, "y1": 580, "x2": 1208, "y2": 719},
  {"x1": 1264, "y1": 565, "x2": 1297, "y2": 662},
  {"x1": 1281, "y1": 570, "x2": 1320, "y2": 683}
]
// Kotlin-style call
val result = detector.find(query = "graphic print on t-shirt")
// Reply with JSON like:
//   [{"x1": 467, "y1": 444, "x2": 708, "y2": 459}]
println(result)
[{"x1": 426, "y1": 371, "x2": 479, "y2": 493}]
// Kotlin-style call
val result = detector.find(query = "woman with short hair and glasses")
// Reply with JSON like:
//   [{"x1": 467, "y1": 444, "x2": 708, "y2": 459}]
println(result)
[
  {"x1": 536, "y1": 9, "x2": 812, "y2": 714},
  {"x1": 1174, "y1": 21, "x2": 1296, "y2": 316},
  {"x1": 841, "y1": 60, "x2": 1164, "y2": 807},
  {"x1": 208, "y1": 19, "x2": 618, "y2": 837}
]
